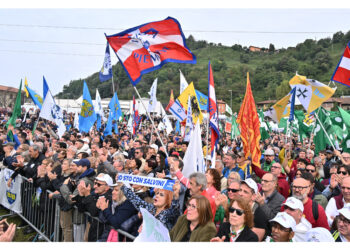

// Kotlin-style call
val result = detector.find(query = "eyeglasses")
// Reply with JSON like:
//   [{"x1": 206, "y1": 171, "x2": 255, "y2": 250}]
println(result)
[
  {"x1": 271, "y1": 165, "x2": 281, "y2": 169},
  {"x1": 292, "y1": 185, "x2": 310, "y2": 190},
  {"x1": 338, "y1": 215, "x2": 350, "y2": 225},
  {"x1": 261, "y1": 179, "x2": 274, "y2": 183},
  {"x1": 187, "y1": 203, "x2": 197, "y2": 210},
  {"x1": 229, "y1": 207, "x2": 244, "y2": 216},
  {"x1": 338, "y1": 171, "x2": 348, "y2": 175},
  {"x1": 227, "y1": 188, "x2": 241, "y2": 193},
  {"x1": 306, "y1": 169, "x2": 315, "y2": 173},
  {"x1": 94, "y1": 181, "x2": 106, "y2": 187},
  {"x1": 271, "y1": 222, "x2": 291, "y2": 232}
]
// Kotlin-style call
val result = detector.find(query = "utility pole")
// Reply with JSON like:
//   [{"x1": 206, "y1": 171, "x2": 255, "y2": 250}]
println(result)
[{"x1": 228, "y1": 89, "x2": 233, "y2": 111}]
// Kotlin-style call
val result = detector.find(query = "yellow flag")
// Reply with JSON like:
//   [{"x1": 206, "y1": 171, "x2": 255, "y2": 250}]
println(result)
[
  {"x1": 177, "y1": 82, "x2": 203, "y2": 124},
  {"x1": 289, "y1": 75, "x2": 335, "y2": 113},
  {"x1": 24, "y1": 77, "x2": 29, "y2": 98},
  {"x1": 273, "y1": 93, "x2": 291, "y2": 122}
]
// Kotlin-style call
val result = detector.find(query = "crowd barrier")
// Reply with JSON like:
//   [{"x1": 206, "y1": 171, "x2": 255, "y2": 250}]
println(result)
[{"x1": 1, "y1": 175, "x2": 135, "y2": 242}]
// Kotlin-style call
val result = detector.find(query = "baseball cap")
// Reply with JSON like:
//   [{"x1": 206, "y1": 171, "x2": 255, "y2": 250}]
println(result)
[
  {"x1": 150, "y1": 144, "x2": 158, "y2": 151},
  {"x1": 2, "y1": 141, "x2": 15, "y2": 147},
  {"x1": 95, "y1": 174, "x2": 113, "y2": 187},
  {"x1": 82, "y1": 138, "x2": 90, "y2": 143},
  {"x1": 305, "y1": 227, "x2": 335, "y2": 242},
  {"x1": 283, "y1": 197, "x2": 304, "y2": 212},
  {"x1": 338, "y1": 203, "x2": 350, "y2": 220},
  {"x1": 270, "y1": 212, "x2": 296, "y2": 232},
  {"x1": 75, "y1": 158, "x2": 90, "y2": 168},
  {"x1": 241, "y1": 178, "x2": 258, "y2": 194},
  {"x1": 264, "y1": 148, "x2": 275, "y2": 156},
  {"x1": 326, "y1": 149, "x2": 333, "y2": 154}
]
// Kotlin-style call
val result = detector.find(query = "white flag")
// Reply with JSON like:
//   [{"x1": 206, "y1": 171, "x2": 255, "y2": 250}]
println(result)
[
  {"x1": 160, "y1": 105, "x2": 173, "y2": 135},
  {"x1": 147, "y1": 78, "x2": 158, "y2": 113},
  {"x1": 184, "y1": 96, "x2": 193, "y2": 142},
  {"x1": 39, "y1": 92, "x2": 66, "y2": 138},
  {"x1": 225, "y1": 104, "x2": 233, "y2": 116},
  {"x1": 74, "y1": 111, "x2": 79, "y2": 129},
  {"x1": 95, "y1": 88, "x2": 106, "y2": 121},
  {"x1": 179, "y1": 70, "x2": 189, "y2": 94},
  {"x1": 182, "y1": 122, "x2": 205, "y2": 178},
  {"x1": 127, "y1": 114, "x2": 133, "y2": 134}
]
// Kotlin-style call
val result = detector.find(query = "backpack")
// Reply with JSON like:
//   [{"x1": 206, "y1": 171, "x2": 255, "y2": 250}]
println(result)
[{"x1": 312, "y1": 200, "x2": 319, "y2": 221}]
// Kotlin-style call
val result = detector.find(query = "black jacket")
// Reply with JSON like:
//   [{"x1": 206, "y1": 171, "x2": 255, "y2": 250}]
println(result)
[{"x1": 216, "y1": 222, "x2": 259, "y2": 242}]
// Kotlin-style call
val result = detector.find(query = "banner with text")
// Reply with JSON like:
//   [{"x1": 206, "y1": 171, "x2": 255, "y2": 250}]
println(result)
[{"x1": 117, "y1": 174, "x2": 175, "y2": 191}]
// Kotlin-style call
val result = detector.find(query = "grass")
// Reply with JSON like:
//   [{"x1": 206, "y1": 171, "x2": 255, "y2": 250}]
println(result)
[{"x1": 0, "y1": 207, "x2": 41, "y2": 242}]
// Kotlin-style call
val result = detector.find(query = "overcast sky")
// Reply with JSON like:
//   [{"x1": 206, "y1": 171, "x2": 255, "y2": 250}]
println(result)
[{"x1": 1, "y1": 3, "x2": 350, "y2": 96}]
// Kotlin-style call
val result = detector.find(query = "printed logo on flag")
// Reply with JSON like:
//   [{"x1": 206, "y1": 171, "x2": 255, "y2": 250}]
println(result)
[
  {"x1": 81, "y1": 100, "x2": 94, "y2": 117},
  {"x1": 35, "y1": 94, "x2": 43, "y2": 104},
  {"x1": 51, "y1": 104, "x2": 63, "y2": 120}
]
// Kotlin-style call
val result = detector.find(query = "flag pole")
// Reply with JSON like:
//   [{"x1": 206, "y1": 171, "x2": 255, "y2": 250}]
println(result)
[
  {"x1": 133, "y1": 86, "x2": 168, "y2": 157},
  {"x1": 314, "y1": 112, "x2": 336, "y2": 149},
  {"x1": 205, "y1": 112, "x2": 209, "y2": 168}
]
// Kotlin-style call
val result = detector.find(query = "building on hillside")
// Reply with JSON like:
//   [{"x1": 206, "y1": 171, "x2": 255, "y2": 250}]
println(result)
[
  {"x1": 249, "y1": 46, "x2": 263, "y2": 52},
  {"x1": 257, "y1": 100, "x2": 276, "y2": 110},
  {"x1": 0, "y1": 85, "x2": 29, "y2": 110}
]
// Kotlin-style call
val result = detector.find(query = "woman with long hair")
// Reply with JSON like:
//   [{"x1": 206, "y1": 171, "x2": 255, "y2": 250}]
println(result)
[{"x1": 170, "y1": 195, "x2": 217, "y2": 242}]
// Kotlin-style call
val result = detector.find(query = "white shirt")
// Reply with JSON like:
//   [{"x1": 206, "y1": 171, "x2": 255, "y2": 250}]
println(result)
[
  {"x1": 325, "y1": 197, "x2": 349, "y2": 226},
  {"x1": 292, "y1": 217, "x2": 312, "y2": 242}
]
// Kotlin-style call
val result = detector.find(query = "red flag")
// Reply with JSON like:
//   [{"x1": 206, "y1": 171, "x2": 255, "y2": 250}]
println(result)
[
  {"x1": 236, "y1": 73, "x2": 261, "y2": 167},
  {"x1": 165, "y1": 89, "x2": 175, "y2": 111},
  {"x1": 331, "y1": 41, "x2": 350, "y2": 87}
]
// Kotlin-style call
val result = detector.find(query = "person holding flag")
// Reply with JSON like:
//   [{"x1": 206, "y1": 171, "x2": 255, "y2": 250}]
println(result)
[{"x1": 79, "y1": 81, "x2": 97, "y2": 133}]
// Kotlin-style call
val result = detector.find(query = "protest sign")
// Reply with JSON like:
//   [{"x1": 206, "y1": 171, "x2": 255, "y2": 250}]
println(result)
[{"x1": 117, "y1": 174, "x2": 175, "y2": 191}]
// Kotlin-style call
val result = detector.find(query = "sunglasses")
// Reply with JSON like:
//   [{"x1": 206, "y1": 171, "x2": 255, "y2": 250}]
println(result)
[
  {"x1": 306, "y1": 169, "x2": 315, "y2": 173},
  {"x1": 338, "y1": 171, "x2": 348, "y2": 175},
  {"x1": 229, "y1": 207, "x2": 244, "y2": 216},
  {"x1": 227, "y1": 188, "x2": 240, "y2": 193},
  {"x1": 94, "y1": 181, "x2": 106, "y2": 187}
]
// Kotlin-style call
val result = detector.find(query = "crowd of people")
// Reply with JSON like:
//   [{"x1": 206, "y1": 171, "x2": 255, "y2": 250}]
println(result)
[{"x1": 0, "y1": 107, "x2": 350, "y2": 242}]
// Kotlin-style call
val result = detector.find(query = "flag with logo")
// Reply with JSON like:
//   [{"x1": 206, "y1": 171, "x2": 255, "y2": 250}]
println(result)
[
  {"x1": 169, "y1": 99, "x2": 186, "y2": 122},
  {"x1": 106, "y1": 17, "x2": 196, "y2": 85},
  {"x1": 184, "y1": 96, "x2": 193, "y2": 142},
  {"x1": 147, "y1": 78, "x2": 158, "y2": 113},
  {"x1": 208, "y1": 61, "x2": 220, "y2": 159},
  {"x1": 226, "y1": 104, "x2": 233, "y2": 116},
  {"x1": 331, "y1": 41, "x2": 350, "y2": 87},
  {"x1": 99, "y1": 41, "x2": 113, "y2": 82},
  {"x1": 195, "y1": 90, "x2": 208, "y2": 111},
  {"x1": 79, "y1": 81, "x2": 97, "y2": 133},
  {"x1": 39, "y1": 91, "x2": 66, "y2": 138},
  {"x1": 25, "y1": 84, "x2": 43, "y2": 109},
  {"x1": 289, "y1": 75, "x2": 336, "y2": 113},
  {"x1": 177, "y1": 82, "x2": 203, "y2": 124},
  {"x1": 264, "y1": 88, "x2": 296, "y2": 123},
  {"x1": 236, "y1": 72, "x2": 261, "y2": 168}
]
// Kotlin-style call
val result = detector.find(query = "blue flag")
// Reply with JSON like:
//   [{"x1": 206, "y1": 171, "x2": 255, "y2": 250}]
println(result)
[
  {"x1": 96, "y1": 114, "x2": 101, "y2": 131},
  {"x1": 43, "y1": 76, "x2": 49, "y2": 100},
  {"x1": 79, "y1": 81, "x2": 97, "y2": 133},
  {"x1": 289, "y1": 87, "x2": 297, "y2": 122},
  {"x1": 195, "y1": 90, "x2": 208, "y2": 110},
  {"x1": 175, "y1": 120, "x2": 180, "y2": 134},
  {"x1": 99, "y1": 42, "x2": 113, "y2": 82},
  {"x1": 103, "y1": 112, "x2": 113, "y2": 136},
  {"x1": 109, "y1": 92, "x2": 123, "y2": 121},
  {"x1": 26, "y1": 85, "x2": 43, "y2": 109}
]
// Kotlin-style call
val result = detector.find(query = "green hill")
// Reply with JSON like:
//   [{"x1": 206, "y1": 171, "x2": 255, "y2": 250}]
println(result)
[{"x1": 56, "y1": 31, "x2": 350, "y2": 112}]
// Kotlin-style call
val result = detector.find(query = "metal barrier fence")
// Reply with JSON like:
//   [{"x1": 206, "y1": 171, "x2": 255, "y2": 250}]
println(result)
[{"x1": 3, "y1": 176, "x2": 135, "y2": 242}]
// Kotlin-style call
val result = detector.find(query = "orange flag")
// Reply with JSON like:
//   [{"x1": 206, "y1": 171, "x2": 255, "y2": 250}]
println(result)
[
  {"x1": 165, "y1": 89, "x2": 175, "y2": 111},
  {"x1": 236, "y1": 72, "x2": 261, "y2": 168}
]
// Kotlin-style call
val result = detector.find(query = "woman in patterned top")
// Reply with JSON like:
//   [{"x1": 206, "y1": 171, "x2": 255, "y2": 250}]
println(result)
[{"x1": 120, "y1": 181, "x2": 181, "y2": 231}]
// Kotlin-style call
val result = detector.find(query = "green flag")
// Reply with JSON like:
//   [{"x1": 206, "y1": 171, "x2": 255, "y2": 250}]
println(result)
[
  {"x1": 313, "y1": 108, "x2": 334, "y2": 154},
  {"x1": 231, "y1": 114, "x2": 240, "y2": 139},
  {"x1": 329, "y1": 110, "x2": 346, "y2": 140},
  {"x1": 6, "y1": 80, "x2": 22, "y2": 141},
  {"x1": 258, "y1": 109, "x2": 270, "y2": 141},
  {"x1": 278, "y1": 117, "x2": 288, "y2": 134}
]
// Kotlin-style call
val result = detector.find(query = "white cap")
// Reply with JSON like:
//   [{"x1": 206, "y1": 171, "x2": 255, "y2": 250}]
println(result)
[
  {"x1": 241, "y1": 178, "x2": 258, "y2": 194},
  {"x1": 150, "y1": 144, "x2": 158, "y2": 151},
  {"x1": 270, "y1": 212, "x2": 296, "y2": 231},
  {"x1": 305, "y1": 227, "x2": 335, "y2": 242},
  {"x1": 95, "y1": 174, "x2": 113, "y2": 187},
  {"x1": 283, "y1": 197, "x2": 304, "y2": 212},
  {"x1": 82, "y1": 138, "x2": 90, "y2": 143},
  {"x1": 338, "y1": 203, "x2": 350, "y2": 220},
  {"x1": 264, "y1": 148, "x2": 275, "y2": 156}
]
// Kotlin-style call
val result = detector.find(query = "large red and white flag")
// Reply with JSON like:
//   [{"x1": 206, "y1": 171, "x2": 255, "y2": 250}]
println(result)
[
  {"x1": 331, "y1": 41, "x2": 350, "y2": 87},
  {"x1": 208, "y1": 62, "x2": 220, "y2": 158},
  {"x1": 106, "y1": 17, "x2": 196, "y2": 86}
]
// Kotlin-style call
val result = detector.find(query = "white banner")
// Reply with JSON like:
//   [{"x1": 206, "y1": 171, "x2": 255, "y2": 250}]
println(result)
[
  {"x1": 117, "y1": 174, "x2": 175, "y2": 191},
  {"x1": 134, "y1": 208, "x2": 170, "y2": 242},
  {"x1": 0, "y1": 168, "x2": 22, "y2": 213}
]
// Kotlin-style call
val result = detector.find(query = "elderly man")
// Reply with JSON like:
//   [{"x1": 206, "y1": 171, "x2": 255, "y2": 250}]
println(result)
[
  {"x1": 255, "y1": 173, "x2": 285, "y2": 220},
  {"x1": 326, "y1": 176, "x2": 350, "y2": 227},
  {"x1": 222, "y1": 153, "x2": 244, "y2": 180},
  {"x1": 239, "y1": 178, "x2": 269, "y2": 241},
  {"x1": 283, "y1": 197, "x2": 312, "y2": 242},
  {"x1": 262, "y1": 148, "x2": 276, "y2": 172},
  {"x1": 290, "y1": 172, "x2": 329, "y2": 229}
]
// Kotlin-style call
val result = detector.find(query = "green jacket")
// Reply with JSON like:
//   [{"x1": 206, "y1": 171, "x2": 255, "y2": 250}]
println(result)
[{"x1": 170, "y1": 215, "x2": 217, "y2": 242}]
